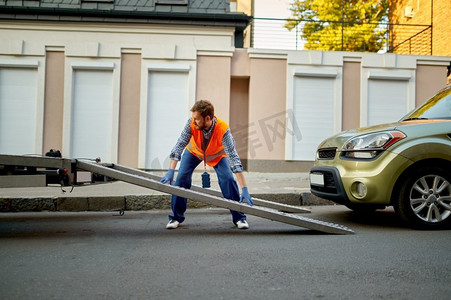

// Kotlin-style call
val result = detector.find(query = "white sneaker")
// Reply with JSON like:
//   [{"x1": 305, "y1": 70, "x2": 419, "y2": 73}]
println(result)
[
  {"x1": 166, "y1": 220, "x2": 180, "y2": 229},
  {"x1": 236, "y1": 219, "x2": 249, "y2": 229}
]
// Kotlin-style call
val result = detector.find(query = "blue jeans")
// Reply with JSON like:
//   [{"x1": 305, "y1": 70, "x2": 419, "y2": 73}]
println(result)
[{"x1": 169, "y1": 150, "x2": 247, "y2": 224}]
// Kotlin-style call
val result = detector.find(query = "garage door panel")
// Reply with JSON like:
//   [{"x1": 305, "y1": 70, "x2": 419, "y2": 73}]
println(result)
[
  {"x1": 146, "y1": 71, "x2": 187, "y2": 169},
  {"x1": 70, "y1": 69, "x2": 113, "y2": 161},
  {"x1": 0, "y1": 68, "x2": 38, "y2": 154},
  {"x1": 368, "y1": 80, "x2": 408, "y2": 125},
  {"x1": 293, "y1": 77, "x2": 335, "y2": 161}
]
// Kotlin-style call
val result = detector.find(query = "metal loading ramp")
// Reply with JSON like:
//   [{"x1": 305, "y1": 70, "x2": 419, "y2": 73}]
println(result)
[
  {"x1": 102, "y1": 163, "x2": 310, "y2": 214},
  {"x1": 77, "y1": 160, "x2": 355, "y2": 235}
]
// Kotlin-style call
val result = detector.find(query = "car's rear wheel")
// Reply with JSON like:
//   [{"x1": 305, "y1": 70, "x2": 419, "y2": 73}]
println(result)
[{"x1": 394, "y1": 166, "x2": 451, "y2": 229}]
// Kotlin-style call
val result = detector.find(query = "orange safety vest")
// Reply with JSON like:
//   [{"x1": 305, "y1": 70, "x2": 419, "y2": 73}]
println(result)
[{"x1": 186, "y1": 117, "x2": 228, "y2": 167}]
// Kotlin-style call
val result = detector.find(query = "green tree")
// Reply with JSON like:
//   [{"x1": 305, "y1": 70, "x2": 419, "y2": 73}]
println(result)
[{"x1": 285, "y1": 0, "x2": 388, "y2": 52}]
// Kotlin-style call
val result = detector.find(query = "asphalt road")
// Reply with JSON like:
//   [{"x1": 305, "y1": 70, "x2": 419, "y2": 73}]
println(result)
[{"x1": 1, "y1": 206, "x2": 450, "y2": 300}]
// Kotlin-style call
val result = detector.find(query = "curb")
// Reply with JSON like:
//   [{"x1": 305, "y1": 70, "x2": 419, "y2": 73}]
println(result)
[{"x1": 0, "y1": 191, "x2": 333, "y2": 212}]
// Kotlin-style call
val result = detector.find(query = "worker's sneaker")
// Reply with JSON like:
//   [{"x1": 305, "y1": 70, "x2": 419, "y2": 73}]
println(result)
[
  {"x1": 236, "y1": 219, "x2": 249, "y2": 229},
  {"x1": 166, "y1": 220, "x2": 180, "y2": 229}
]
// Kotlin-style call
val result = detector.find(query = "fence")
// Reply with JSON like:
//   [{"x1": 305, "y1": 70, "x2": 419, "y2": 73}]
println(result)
[{"x1": 250, "y1": 18, "x2": 432, "y2": 55}]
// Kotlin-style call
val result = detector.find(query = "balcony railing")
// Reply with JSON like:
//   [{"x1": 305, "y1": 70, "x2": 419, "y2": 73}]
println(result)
[{"x1": 250, "y1": 17, "x2": 432, "y2": 55}]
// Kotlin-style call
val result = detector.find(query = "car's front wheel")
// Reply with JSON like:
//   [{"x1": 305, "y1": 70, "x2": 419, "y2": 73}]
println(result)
[{"x1": 394, "y1": 166, "x2": 451, "y2": 229}]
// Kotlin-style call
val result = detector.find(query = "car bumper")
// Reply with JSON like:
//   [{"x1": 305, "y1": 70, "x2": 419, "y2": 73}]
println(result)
[
  {"x1": 310, "y1": 166, "x2": 349, "y2": 204},
  {"x1": 310, "y1": 151, "x2": 413, "y2": 205}
]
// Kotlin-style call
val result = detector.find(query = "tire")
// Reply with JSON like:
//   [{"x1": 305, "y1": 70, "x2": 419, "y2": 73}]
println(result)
[{"x1": 394, "y1": 165, "x2": 451, "y2": 230}]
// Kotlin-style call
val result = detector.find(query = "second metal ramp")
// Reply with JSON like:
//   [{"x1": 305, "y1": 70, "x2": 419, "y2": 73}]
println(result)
[
  {"x1": 105, "y1": 163, "x2": 310, "y2": 214},
  {"x1": 76, "y1": 160, "x2": 354, "y2": 235}
]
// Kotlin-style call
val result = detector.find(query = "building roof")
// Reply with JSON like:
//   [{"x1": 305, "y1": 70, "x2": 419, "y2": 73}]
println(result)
[
  {"x1": 0, "y1": 0, "x2": 251, "y2": 30},
  {"x1": 0, "y1": 0, "x2": 252, "y2": 46}
]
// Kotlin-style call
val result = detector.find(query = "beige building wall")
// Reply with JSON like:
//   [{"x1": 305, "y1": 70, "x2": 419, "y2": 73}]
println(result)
[
  {"x1": 43, "y1": 51, "x2": 65, "y2": 153},
  {"x1": 248, "y1": 57, "x2": 287, "y2": 169},
  {"x1": 118, "y1": 53, "x2": 141, "y2": 167},
  {"x1": 231, "y1": 49, "x2": 250, "y2": 76},
  {"x1": 415, "y1": 64, "x2": 449, "y2": 106},
  {"x1": 230, "y1": 77, "x2": 250, "y2": 161},
  {"x1": 342, "y1": 61, "x2": 361, "y2": 131},
  {"x1": 230, "y1": 49, "x2": 251, "y2": 162},
  {"x1": 196, "y1": 55, "x2": 232, "y2": 123}
]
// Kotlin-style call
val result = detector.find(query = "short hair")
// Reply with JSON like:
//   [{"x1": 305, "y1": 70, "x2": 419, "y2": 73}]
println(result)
[{"x1": 191, "y1": 100, "x2": 214, "y2": 118}]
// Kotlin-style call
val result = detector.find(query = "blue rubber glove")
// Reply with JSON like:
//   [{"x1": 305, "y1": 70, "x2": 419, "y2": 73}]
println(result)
[
  {"x1": 239, "y1": 187, "x2": 253, "y2": 206},
  {"x1": 160, "y1": 169, "x2": 175, "y2": 185}
]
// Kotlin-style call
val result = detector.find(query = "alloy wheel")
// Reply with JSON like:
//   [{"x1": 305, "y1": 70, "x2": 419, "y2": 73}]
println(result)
[{"x1": 409, "y1": 175, "x2": 451, "y2": 223}]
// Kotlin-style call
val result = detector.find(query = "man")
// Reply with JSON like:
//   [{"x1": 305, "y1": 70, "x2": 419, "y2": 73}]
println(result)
[{"x1": 160, "y1": 100, "x2": 253, "y2": 229}]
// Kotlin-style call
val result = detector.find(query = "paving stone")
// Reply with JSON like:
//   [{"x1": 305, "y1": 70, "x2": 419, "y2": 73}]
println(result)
[
  {"x1": 126, "y1": 195, "x2": 171, "y2": 210},
  {"x1": 88, "y1": 197, "x2": 125, "y2": 211},
  {"x1": 10, "y1": 197, "x2": 56, "y2": 212},
  {"x1": 0, "y1": 198, "x2": 11, "y2": 212},
  {"x1": 57, "y1": 197, "x2": 89, "y2": 211}
]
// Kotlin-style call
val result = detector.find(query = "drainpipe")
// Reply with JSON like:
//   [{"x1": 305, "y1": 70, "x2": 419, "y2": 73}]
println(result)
[{"x1": 430, "y1": 0, "x2": 433, "y2": 55}]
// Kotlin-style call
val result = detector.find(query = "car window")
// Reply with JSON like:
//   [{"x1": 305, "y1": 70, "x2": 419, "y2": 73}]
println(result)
[{"x1": 402, "y1": 87, "x2": 451, "y2": 120}]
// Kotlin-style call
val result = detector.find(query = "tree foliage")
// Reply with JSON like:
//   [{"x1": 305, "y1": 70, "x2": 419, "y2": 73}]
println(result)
[{"x1": 285, "y1": 0, "x2": 389, "y2": 52}]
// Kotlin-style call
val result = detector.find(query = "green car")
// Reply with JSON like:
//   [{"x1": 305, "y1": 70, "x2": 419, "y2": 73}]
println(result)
[{"x1": 310, "y1": 85, "x2": 451, "y2": 230}]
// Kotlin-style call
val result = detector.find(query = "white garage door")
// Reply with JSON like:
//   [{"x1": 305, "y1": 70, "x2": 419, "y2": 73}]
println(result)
[
  {"x1": 70, "y1": 69, "x2": 113, "y2": 162},
  {"x1": 292, "y1": 77, "x2": 335, "y2": 161},
  {"x1": 367, "y1": 79, "x2": 408, "y2": 126},
  {"x1": 146, "y1": 71, "x2": 188, "y2": 169},
  {"x1": 0, "y1": 68, "x2": 38, "y2": 155}
]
